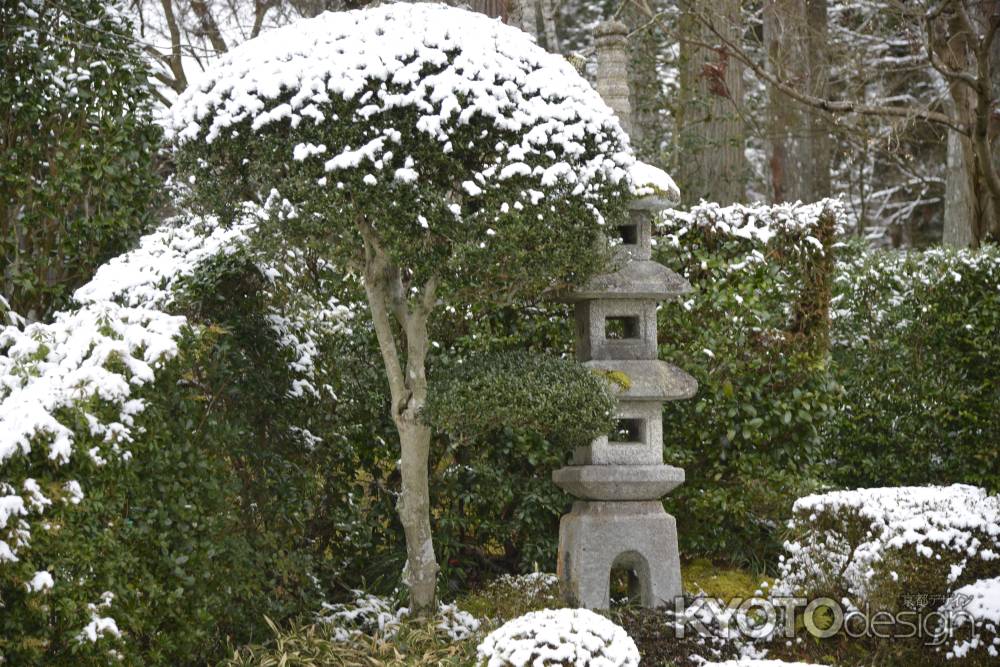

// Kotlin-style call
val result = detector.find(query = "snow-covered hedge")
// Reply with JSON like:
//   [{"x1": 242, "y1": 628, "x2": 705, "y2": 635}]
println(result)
[
  {"x1": 942, "y1": 576, "x2": 1000, "y2": 660},
  {"x1": 774, "y1": 484, "x2": 1000, "y2": 613},
  {"x1": 660, "y1": 199, "x2": 846, "y2": 253},
  {"x1": 476, "y1": 608, "x2": 639, "y2": 667},
  {"x1": 825, "y1": 245, "x2": 1000, "y2": 492},
  {"x1": 652, "y1": 200, "x2": 846, "y2": 563},
  {"x1": 0, "y1": 198, "x2": 353, "y2": 663}
]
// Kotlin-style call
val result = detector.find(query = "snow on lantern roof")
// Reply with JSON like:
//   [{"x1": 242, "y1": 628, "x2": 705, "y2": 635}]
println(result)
[{"x1": 628, "y1": 161, "x2": 680, "y2": 210}]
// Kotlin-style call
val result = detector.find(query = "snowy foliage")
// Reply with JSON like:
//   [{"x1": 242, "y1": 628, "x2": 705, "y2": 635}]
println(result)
[
  {"x1": 659, "y1": 199, "x2": 845, "y2": 250},
  {"x1": 167, "y1": 3, "x2": 631, "y2": 198},
  {"x1": 773, "y1": 485, "x2": 1000, "y2": 606},
  {"x1": 169, "y1": 3, "x2": 646, "y2": 310},
  {"x1": 318, "y1": 590, "x2": 480, "y2": 643},
  {"x1": 0, "y1": 197, "x2": 352, "y2": 649},
  {"x1": 2, "y1": 0, "x2": 162, "y2": 319},
  {"x1": 942, "y1": 576, "x2": 1000, "y2": 660},
  {"x1": 476, "y1": 608, "x2": 639, "y2": 667},
  {"x1": 832, "y1": 245, "x2": 1000, "y2": 349}
]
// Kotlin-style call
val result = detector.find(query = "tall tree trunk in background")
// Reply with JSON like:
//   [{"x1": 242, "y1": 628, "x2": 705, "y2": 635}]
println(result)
[
  {"x1": 944, "y1": 113, "x2": 978, "y2": 247},
  {"x1": 804, "y1": 0, "x2": 831, "y2": 200},
  {"x1": 621, "y1": 2, "x2": 665, "y2": 162},
  {"x1": 940, "y1": 1, "x2": 999, "y2": 248},
  {"x1": 677, "y1": 0, "x2": 746, "y2": 205},
  {"x1": 991, "y1": 6, "x2": 1000, "y2": 240},
  {"x1": 764, "y1": 0, "x2": 831, "y2": 204},
  {"x1": 514, "y1": 0, "x2": 540, "y2": 43}
]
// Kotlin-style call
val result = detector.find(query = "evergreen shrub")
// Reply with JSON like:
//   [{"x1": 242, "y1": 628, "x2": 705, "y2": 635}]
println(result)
[
  {"x1": 826, "y1": 244, "x2": 1000, "y2": 492},
  {"x1": 654, "y1": 200, "x2": 844, "y2": 565}
]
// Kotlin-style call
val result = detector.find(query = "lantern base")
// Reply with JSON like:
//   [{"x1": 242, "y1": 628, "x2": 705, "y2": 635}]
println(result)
[{"x1": 556, "y1": 500, "x2": 682, "y2": 609}]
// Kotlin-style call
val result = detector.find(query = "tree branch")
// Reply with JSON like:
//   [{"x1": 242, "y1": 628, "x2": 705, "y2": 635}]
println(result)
[
  {"x1": 158, "y1": 0, "x2": 187, "y2": 92},
  {"x1": 675, "y1": 8, "x2": 968, "y2": 134},
  {"x1": 358, "y1": 218, "x2": 407, "y2": 416},
  {"x1": 190, "y1": 0, "x2": 229, "y2": 54}
]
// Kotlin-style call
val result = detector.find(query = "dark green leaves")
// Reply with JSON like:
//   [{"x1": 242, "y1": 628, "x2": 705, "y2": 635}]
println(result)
[{"x1": 423, "y1": 351, "x2": 616, "y2": 450}]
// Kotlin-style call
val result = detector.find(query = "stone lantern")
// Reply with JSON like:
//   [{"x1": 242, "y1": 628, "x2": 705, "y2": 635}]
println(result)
[{"x1": 552, "y1": 19, "x2": 697, "y2": 609}]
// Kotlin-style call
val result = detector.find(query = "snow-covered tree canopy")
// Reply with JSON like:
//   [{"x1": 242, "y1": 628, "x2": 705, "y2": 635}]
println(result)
[{"x1": 168, "y1": 2, "x2": 635, "y2": 301}]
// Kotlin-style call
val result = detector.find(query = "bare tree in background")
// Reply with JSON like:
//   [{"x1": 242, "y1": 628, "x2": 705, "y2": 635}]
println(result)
[
  {"x1": 132, "y1": 0, "x2": 370, "y2": 103},
  {"x1": 685, "y1": 0, "x2": 999, "y2": 246}
]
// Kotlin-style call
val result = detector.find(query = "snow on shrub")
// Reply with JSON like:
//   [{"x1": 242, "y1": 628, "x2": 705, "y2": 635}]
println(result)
[
  {"x1": 773, "y1": 485, "x2": 1000, "y2": 612},
  {"x1": 476, "y1": 608, "x2": 639, "y2": 667},
  {"x1": 700, "y1": 661, "x2": 824, "y2": 667},
  {"x1": 0, "y1": 196, "x2": 351, "y2": 649},
  {"x1": 941, "y1": 576, "x2": 1000, "y2": 660},
  {"x1": 659, "y1": 199, "x2": 846, "y2": 253},
  {"x1": 652, "y1": 199, "x2": 847, "y2": 563},
  {"x1": 832, "y1": 245, "x2": 1000, "y2": 349},
  {"x1": 318, "y1": 590, "x2": 480, "y2": 642},
  {"x1": 825, "y1": 245, "x2": 1000, "y2": 495},
  {"x1": 167, "y1": 3, "x2": 637, "y2": 213}
]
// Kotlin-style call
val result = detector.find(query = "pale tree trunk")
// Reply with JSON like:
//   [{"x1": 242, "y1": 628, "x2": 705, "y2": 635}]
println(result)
[
  {"x1": 937, "y1": 1, "x2": 1000, "y2": 247},
  {"x1": 764, "y1": 0, "x2": 831, "y2": 203},
  {"x1": 359, "y1": 220, "x2": 440, "y2": 614},
  {"x1": 804, "y1": 0, "x2": 831, "y2": 200},
  {"x1": 540, "y1": 0, "x2": 559, "y2": 52},
  {"x1": 944, "y1": 110, "x2": 978, "y2": 247},
  {"x1": 516, "y1": 0, "x2": 540, "y2": 42},
  {"x1": 677, "y1": 0, "x2": 746, "y2": 205}
]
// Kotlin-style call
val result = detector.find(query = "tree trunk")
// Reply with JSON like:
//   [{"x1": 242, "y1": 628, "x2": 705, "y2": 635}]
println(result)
[
  {"x1": 677, "y1": 0, "x2": 746, "y2": 205},
  {"x1": 944, "y1": 121, "x2": 977, "y2": 247},
  {"x1": 360, "y1": 227, "x2": 440, "y2": 613},
  {"x1": 764, "y1": 0, "x2": 831, "y2": 204},
  {"x1": 395, "y1": 419, "x2": 438, "y2": 613},
  {"x1": 516, "y1": 0, "x2": 540, "y2": 42},
  {"x1": 937, "y1": 2, "x2": 999, "y2": 247},
  {"x1": 619, "y1": 3, "x2": 663, "y2": 160}
]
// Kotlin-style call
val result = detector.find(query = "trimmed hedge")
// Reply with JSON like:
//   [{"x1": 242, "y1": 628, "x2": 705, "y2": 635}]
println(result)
[
  {"x1": 654, "y1": 201, "x2": 843, "y2": 564},
  {"x1": 826, "y1": 245, "x2": 1000, "y2": 492}
]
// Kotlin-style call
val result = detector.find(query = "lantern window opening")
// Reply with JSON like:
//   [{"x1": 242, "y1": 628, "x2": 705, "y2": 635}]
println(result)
[
  {"x1": 605, "y1": 315, "x2": 640, "y2": 340},
  {"x1": 617, "y1": 223, "x2": 638, "y2": 245},
  {"x1": 611, "y1": 417, "x2": 645, "y2": 444}
]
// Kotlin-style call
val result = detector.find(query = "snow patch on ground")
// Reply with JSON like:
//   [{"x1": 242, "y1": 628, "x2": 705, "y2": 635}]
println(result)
[{"x1": 317, "y1": 590, "x2": 479, "y2": 642}]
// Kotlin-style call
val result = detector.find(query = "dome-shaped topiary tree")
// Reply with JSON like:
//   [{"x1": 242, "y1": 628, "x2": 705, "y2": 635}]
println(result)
[{"x1": 169, "y1": 3, "x2": 635, "y2": 612}]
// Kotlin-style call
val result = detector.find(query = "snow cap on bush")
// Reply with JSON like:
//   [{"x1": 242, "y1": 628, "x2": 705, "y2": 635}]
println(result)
[
  {"x1": 774, "y1": 484, "x2": 1000, "y2": 606},
  {"x1": 659, "y1": 199, "x2": 845, "y2": 249},
  {"x1": 476, "y1": 608, "x2": 639, "y2": 667},
  {"x1": 168, "y1": 2, "x2": 632, "y2": 195}
]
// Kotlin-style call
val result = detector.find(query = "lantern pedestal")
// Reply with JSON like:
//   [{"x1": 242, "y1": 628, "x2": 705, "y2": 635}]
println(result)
[{"x1": 557, "y1": 500, "x2": 682, "y2": 609}]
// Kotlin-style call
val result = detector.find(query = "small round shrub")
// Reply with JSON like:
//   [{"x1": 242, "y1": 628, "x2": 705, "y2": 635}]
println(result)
[{"x1": 476, "y1": 608, "x2": 640, "y2": 667}]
